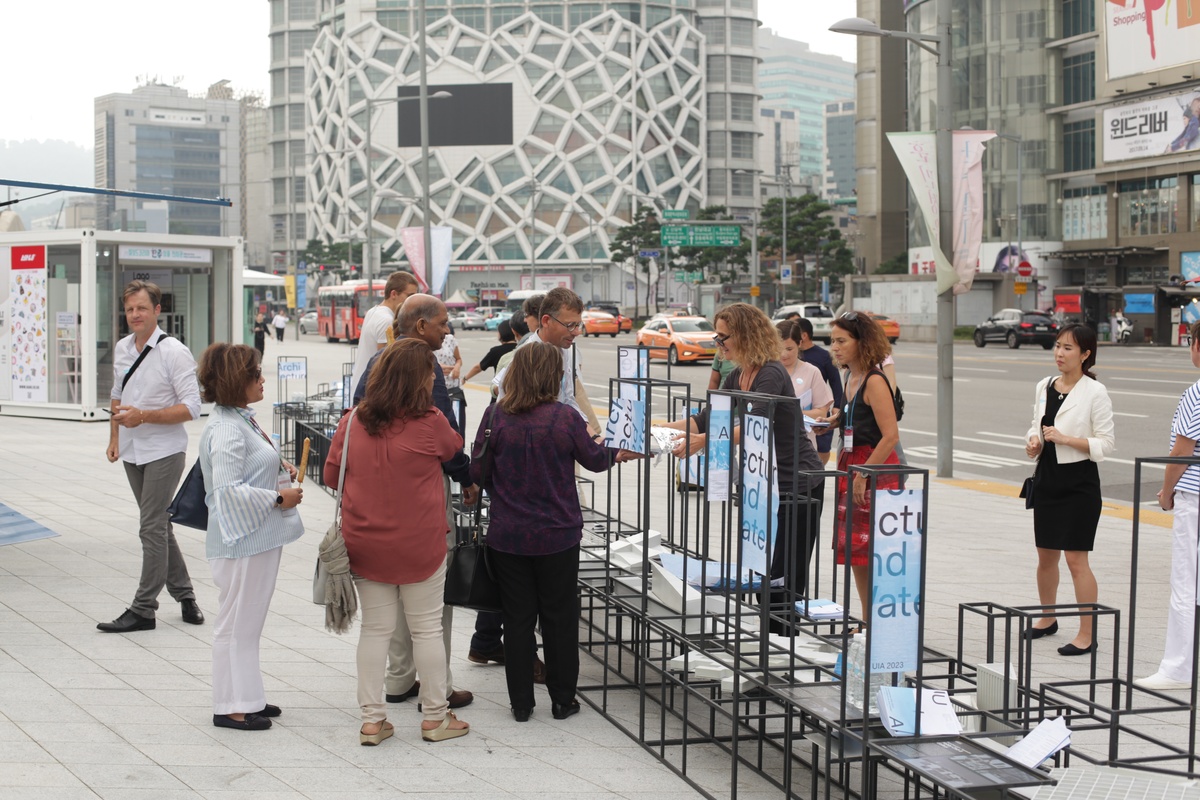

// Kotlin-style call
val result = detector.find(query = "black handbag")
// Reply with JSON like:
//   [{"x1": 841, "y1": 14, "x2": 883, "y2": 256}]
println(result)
[
  {"x1": 1018, "y1": 473, "x2": 1037, "y2": 510},
  {"x1": 445, "y1": 419, "x2": 502, "y2": 612},
  {"x1": 167, "y1": 459, "x2": 208, "y2": 529}
]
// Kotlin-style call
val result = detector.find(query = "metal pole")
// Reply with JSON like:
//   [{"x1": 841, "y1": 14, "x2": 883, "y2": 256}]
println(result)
[
  {"x1": 781, "y1": 171, "x2": 789, "y2": 302},
  {"x1": 935, "y1": 0, "x2": 955, "y2": 479},
  {"x1": 418, "y1": 0, "x2": 433, "y2": 293},
  {"x1": 1016, "y1": 137, "x2": 1024, "y2": 307},
  {"x1": 365, "y1": 100, "x2": 375, "y2": 301},
  {"x1": 589, "y1": 216, "x2": 596, "y2": 302},
  {"x1": 750, "y1": 209, "x2": 759, "y2": 310},
  {"x1": 530, "y1": 180, "x2": 539, "y2": 290}
]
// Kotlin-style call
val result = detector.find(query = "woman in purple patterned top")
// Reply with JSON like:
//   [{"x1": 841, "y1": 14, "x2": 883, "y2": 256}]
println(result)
[{"x1": 470, "y1": 343, "x2": 640, "y2": 722}]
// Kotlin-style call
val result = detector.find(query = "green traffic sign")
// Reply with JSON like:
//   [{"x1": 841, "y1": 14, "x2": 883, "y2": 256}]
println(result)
[
  {"x1": 662, "y1": 209, "x2": 690, "y2": 220},
  {"x1": 660, "y1": 224, "x2": 741, "y2": 247}
]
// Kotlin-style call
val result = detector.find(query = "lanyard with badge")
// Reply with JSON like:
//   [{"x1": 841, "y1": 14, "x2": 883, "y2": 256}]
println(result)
[
  {"x1": 243, "y1": 413, "x2": 298, "y2": 517},
  {"x1": 843, "y1": 376, "x2": 863, "y2": 452}
]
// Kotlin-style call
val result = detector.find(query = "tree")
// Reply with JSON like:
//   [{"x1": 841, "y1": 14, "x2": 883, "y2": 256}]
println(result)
[
  {"x1": 608, "y1": 205, "x2": 662, "y2": 318},
  {"x1": 674, "y1": 205, "x2": 751, "y2": 283},
  {"x1": 758, "y1": 195, "x2": 853, "y2": 301},
  {"x1": 300, "y1": 239, "x2": 364, "y2": 280},
  {"x1": 876, "y1": 252, "x2": 910, "y2": 275}
]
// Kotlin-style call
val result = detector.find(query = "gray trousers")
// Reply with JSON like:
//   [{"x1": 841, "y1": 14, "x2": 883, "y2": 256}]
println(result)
[
  {"x1": 385, "y1": 476, "x2": 456, "y2": 694},
  {"x1": 123, "y1": 452, "x2": 194, "y2": 617}
]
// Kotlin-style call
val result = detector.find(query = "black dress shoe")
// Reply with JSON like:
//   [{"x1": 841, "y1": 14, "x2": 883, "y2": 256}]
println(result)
[
  {"x1": 97, "y1": 609, "x2": 155, "y2": 633},
  {"x1": 467, "y1": 646, "x2": 506, "y2": 665},
  {"x1": 512, "y1": 707, "x2": 532, "y2": 722},
  {"x1": 213, "y1": 713, "x2": 271, "y2": 731},
  {"x1": 256, "y1": 704, "x2": 282, "y2": 718},
  {"x1": 1058, "y1": 641, "x2": 1097, "y2": 657},
  {"x1": 181, "y1": 600, "x2": 204, "y2": 625},
  {"x1": 1023, "y1": 621, "x2": 1058, "y2": 640},
  {"x1": 551, "y1": 700, "x2": 580, "y2": 720},
  {"x1": 386, "y1": 682, "x2": 420, "y2": 704}
]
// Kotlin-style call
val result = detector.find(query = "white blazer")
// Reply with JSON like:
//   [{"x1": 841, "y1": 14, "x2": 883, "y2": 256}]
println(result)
[{"x1": 1025, "y1": 374, "x2": 1115, "y2": 464}]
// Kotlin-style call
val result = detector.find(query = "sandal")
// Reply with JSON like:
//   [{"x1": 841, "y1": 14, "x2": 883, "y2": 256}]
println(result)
[
  {"x1": 421, "y1": 712, "x2": 470, "y2": 743},
  {"x1": 360, "y1": 720, "x2": 394, "y2": 746}
]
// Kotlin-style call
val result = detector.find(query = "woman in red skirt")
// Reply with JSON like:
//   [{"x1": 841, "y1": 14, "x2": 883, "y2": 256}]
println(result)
[{"x1": 829, "y1": 313, "x2": 901, "y2": 625}]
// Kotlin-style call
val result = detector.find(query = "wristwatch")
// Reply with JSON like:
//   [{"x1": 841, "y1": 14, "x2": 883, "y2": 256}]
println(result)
[{"x1": 275, "y1": 494, "x2": 285, "y2": 507}]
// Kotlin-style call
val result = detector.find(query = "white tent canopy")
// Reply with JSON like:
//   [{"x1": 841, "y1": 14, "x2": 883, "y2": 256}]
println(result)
[
  {"x1": 444, "y1": 289, "x2": 476, "y2": 307},
  {"x1": 242, "y1": 269, "x2": 285, "y2": 286}
]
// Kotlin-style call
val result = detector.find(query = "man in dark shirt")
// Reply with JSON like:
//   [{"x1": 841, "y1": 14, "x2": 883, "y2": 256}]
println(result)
[
  {"x1": 353, "y1": 294, "x2": 477, "y2": 709},
  {"x1": 797, "y1": 317, "x2": 844, "y2": 465},
  {"x1": 462, "y1": 320, "x2": 517, "y2": 383}
]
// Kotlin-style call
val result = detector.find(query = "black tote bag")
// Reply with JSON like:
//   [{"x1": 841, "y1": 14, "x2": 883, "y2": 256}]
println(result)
[{"x1": 167, "y1": 459, "x2": 208, "y2": 530}]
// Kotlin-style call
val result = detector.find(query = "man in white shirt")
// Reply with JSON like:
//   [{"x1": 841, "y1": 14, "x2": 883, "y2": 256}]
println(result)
[
  {"x1": 493, "y1": 287, "x2": 587, "y2": 421},
  {"x1": 100, "y1": 281, "x2": 203, "y2": 633},
  {"x1": 271, "y1": 310, "x2": 288, "y2": 342},
  {"x1": 348, "y1": 271, "x2": 419, "y2": 401}
]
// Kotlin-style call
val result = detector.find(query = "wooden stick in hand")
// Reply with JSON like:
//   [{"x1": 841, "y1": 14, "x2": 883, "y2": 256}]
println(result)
[{"x1": 297, "y1": 437, "x2": 311, "y2": 484}]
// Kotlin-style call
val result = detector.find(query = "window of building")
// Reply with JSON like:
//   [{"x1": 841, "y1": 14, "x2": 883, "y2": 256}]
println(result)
[
  {"x1": 271, "y1": 105, "x2": 286, "y2": 133},
  {"x1": 1119, "y1": 177, "x2": 1179, "y2": 237},
  {"x1": 1062, "y1": 119, "x2": 1095, "y2": 173},
  {"x1": 272, "y1": 214, "x2": 288, "y2": 242},
  {"x1": 569, "y1": 3, "x2": 601, "y2": 26},
  {"x1": 730, "y1": 0, "x2": 752, "y2": 8},
  {"x1": 1062, "y1": 0, "x2": 1095, "y2": 38},
  {"x1": 273, "y1": 178, "x2": 288, "y2": 206},
  {"x1": 271, "y1": 33, "x2": 285, "y2": 62},
  {"x1": 492, "y1": 5, "x2": 523, "y2": 28},
  {"x1": 697, "y1": 0, "x2": 722, "y2": 6},
  {"x1": 293, "y1": 178, "x2": 306, "y2": 204},
  {"x1": 288, "y1": 66, "x2": 305, "y2": 94},
  {"x1": 289, "y1": 30, "x2": 316, "y2": 58},
  {"x1": 1023, "y1": 139, "x2": 1047, "y2": 171},
  {"x1": 730, "y1": 94, "x2": 754, "y2": 121},
  {"x1": 123, "y1": 108, "x2": 135, "y2": 117},
  {"x1": 707, "y1": 131, "x2": 726, "y2": 157},
  {"x1": 730, "y1": 18, "x2": 753, "y2": 47},
  {"x1": 294, "y1": 214, "x2": 306, "y2": 240},
  {"x1": 731, "y1": 170, "x2": 753, "y2": 196},
  {"x1": 273, "y1": 142, "x2": 287, "y2": 169},
  {"x1": 1014, "y1": 9, "x2": 1046, "y2": 39},
  {"x1": 707, "y1": 55, "x2": 725, "y2": 82},
  {"x1": 1016, "y1": 76, "x2": 1046, "y2": 107},
  {"x1": 1061, "y1": 186, "x2": 1108, "y2": 241},
  {"x1": 646, "y1": 5, "x2": 671, "y2": 26},
  {"x1": 730, "y1": 131, "x2": 753, "y2": 159},
  {"x1": 729, "y1": 56, "x2": 754, "y2": 84},
  {"x1": 707, "y1": 93, "x2": 725, "y2": 121},
  {"x1": 272, "y1": 70, "x2": 286, "y2": 98},
  {"x1": 288, "y1": 103, "x2": 305, "y2": 131},
  {"x1": 532, "y1": 5, "x2": 563, "y2": 26},
  {"x1": 760, "y1": 108, "x2": 775, "y2": 118},
  {"x1": 271, "y1": 0, "x2": 284, "y2": 25},
  {"x1": 1062, "y1": 52, "x2": 1094, "y2": 106},
  {"x1": 377, "y1": 11, "x2": 408, "y2": 33},
  {"x1": 289, "y1": 0, "x2": 316, "y2": 20},
  {"x1": 698, "y1": 18, "x2": 724, "y2": 45},
  {"x1": 291, "y1": 146, "x2": 306, "y2": 169},
  {"x1": 612, "y1": 3, "x2": 641, "y2": 23},
  {"x1": 708, "y1": 169, "x2": 727, "y2": 196}
]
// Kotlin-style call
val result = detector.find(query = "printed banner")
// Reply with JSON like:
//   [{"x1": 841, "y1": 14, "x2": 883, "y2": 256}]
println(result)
[
  {"x1": 616, "y1": 345, "x2": 649, "y2": 401},
  {"x1": 604, "y1": 395, "x2": 645, "y2": 452},
  {"x1": 706, "y1": 394, "x2": 732, "y2": 502},
  {"x1": 10, "y1": 245, "x2": 47, "y2": 403},
  {"x1": 739, "y1": 412, "x2": 778, "y2": 577},
  {"x1": 1105, "y1": 0, "x2": 1200, "y2": 81},
  {"x1": 284, "y1": 275, "x2": 297, "y2": 310},
  {"x1": 400, "y1": 226, "x2": 454, "y2": 295},
  {"x1": 950, "y1": 131, "x2": 996, "y2": 295},
  {"x1": 1103, "y1": 91, "x2": 1200, "y2": 162},
  {"x1": 0, "y1": 246, "x2": 9, "y2": 401},
  {"x1": 869, "y1": 489, "x2": 924, "y2": 674},
  {"x1": 888, "y1": 132, "x2": 955, "y2": 295},
  {"x1": 277, "y1": 359, "x2": 307, "y2": 381}
]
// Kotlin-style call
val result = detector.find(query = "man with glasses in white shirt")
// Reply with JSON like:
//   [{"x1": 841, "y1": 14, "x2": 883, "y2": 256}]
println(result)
[{"x1": 100, "y1": 280, "x2": 203, "y2": 633}]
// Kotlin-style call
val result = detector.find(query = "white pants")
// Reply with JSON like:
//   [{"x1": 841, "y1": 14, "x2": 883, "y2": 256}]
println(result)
[
  {"x1": 357, "y1": 558, "x2": 449, "y2": 724},
  {"x1": 210, "y1": 547, "x2": 282, "y2": 715},
  {"x1": 1157, "y1": 491, "x2": 1200, "y2": 682},
  {"x1": 385, "y1": 476, "x2": 456, "y2": 695}
]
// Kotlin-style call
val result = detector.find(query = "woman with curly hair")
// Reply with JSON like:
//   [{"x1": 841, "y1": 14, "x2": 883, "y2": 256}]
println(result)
[
  {"x1": 828, "y1": 312, "x2": 901, "y2": 624},
  {"x1": 666, "y1": 303, "x2": 825, "y2": 618},
  {"x1": 324, "y1": 338, "x2": 470, "y2": 745}
]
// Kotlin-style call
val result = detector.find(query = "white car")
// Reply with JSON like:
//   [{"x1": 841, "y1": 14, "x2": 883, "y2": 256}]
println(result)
[
  {"x1": 298, "y1": 311, "x2": 318, "y2": 334},
  {"x1": 772, "y1": 302, "x2": 835, "y2": 343}
]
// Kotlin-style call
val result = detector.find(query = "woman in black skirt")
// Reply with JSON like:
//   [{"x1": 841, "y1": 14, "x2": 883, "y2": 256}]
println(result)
[{"x1": 1023, "y1": 324, "x2": 1115, "y2": 656}]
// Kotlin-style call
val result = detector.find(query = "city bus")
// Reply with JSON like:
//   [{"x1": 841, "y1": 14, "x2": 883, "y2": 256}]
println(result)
[{"x1": 316, "y1": 280, "x2": 384, "y2": 342}]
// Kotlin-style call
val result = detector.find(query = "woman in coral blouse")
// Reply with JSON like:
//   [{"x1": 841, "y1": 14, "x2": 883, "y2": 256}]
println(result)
[{"x1": 325, "y1": 339, "x2": 470, "y2": 745}]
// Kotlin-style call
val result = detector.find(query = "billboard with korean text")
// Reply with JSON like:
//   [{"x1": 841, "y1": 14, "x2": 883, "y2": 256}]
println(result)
[{"x1": 1103, "y1": 91, "x2": 1200, "y2": 163}]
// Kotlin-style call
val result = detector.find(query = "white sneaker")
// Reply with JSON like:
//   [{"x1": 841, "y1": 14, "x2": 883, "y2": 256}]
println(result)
[{"x1": 1133, "y1": 673, "x2": 1191, "y2": 691}]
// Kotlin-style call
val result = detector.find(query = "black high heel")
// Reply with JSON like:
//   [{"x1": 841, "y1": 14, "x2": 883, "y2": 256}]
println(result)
[{"x1": 1023, "y1": 621, "x2": 1058, "y2": 640}]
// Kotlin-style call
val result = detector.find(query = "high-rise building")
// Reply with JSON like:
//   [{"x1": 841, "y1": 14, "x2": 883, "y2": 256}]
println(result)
[
  {"x1": 268, "y1": 0, "x2": 759, "y2": 303},
  {"x1": 94, "y1": 82, "x2": 243, "y2": 238},
  {"x1": 824, "y1": 100, "x2": 856, "y2": 200},
  {"x1": 757, "y1": 29, "x2": 855, "y2": 190}
]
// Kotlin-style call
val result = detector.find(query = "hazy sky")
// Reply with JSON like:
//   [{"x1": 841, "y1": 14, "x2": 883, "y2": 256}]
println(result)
[{"x1": 0, "y1": 0, "x2": 857, "y2": 148}]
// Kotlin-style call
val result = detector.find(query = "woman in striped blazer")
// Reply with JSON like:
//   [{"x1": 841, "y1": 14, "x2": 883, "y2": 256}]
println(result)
[{"x1": 198, "y1": 343, "x2": 305, "y2": 731}]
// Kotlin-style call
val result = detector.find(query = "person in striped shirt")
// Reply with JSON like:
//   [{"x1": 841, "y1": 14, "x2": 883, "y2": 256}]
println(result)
[
  {"x1": 1137, "y1": 320, "x2": 1200, "y2": 692},
  {"x1": 198, "y1": 343, "x2": 305, "y2": 731}
]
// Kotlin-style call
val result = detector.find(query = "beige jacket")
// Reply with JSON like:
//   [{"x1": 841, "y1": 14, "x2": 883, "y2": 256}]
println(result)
[{"x1": 1025, "y1": 374, "x2": 1115, "y2": 464}]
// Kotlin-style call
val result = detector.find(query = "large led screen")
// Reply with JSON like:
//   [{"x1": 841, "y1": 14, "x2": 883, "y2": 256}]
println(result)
[{"x1": 395, "y1": 84, "x2": 514, "y2": 147}]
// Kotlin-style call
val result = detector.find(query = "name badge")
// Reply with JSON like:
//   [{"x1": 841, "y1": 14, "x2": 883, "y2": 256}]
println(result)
[{"x1": 843, "y1": 426, "x2": 854, "y2": 453}]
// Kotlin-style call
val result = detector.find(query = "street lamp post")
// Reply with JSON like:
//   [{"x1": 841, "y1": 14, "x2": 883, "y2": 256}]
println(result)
[
  {"x1": 528, "y1": 178, "x2": 542, "y2": 290},
  {"x1": 832, "y1": 0, "x2": 955, "y2": 478}
]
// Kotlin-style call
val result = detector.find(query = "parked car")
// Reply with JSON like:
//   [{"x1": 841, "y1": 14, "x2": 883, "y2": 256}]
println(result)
[
  {"x1": 581, "y1": 310, "x2": 620, "y2": 337},
  {"x1": 864, "y1": 312, "x2": 900, "y2": 344},
  {"x1": 298, "y1": 310, "x2": 318, "y2": 334},
  {"x1": 588, "y1": 303, "x2": 632, "y2": 333},
  {"x1": 484, "y1": 311, "x2": 513, "y2": 331},
  {"x1": 637, "y1": 316, "x2": 718, "y2": 365},
  {"x1": 973, "y1": 308, "x2": 1059, "y2": 349},
  {"x1": 457, "y1": 312, "x2": 487, "y2": 331},
  {"x1": 771, "y1": 302, "x2": 835, "y2": 343}
]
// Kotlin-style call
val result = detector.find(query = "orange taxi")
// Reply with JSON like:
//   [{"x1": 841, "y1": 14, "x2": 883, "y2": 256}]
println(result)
[
  {"x1": 864, "y1": 312, "x2": 900, "y2": 344},
  {"x1": 580, "y1": 310, "x2": 620, "y2": 337},
  {"x1": 636, "y1": 316, "x2": 718, "y2": 365}
]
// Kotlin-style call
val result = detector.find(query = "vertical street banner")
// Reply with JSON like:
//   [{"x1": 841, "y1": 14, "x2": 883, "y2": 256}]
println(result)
[
  {"x1": 10, "y1": 245, "x2": 47, "y2": 403},
  {"x1": 950, "y1": 131, "x2": 996, "y2": 294},
  {"x1": 887, "y1": 132, "x2": 952, "y2": 294},
  {"x1": 706, "y1": 394, "x2": 732, "y2": 502},
  {"x1": 869, "y1": 488, "x2": 925, "y2": 674},
  {"x1": 739, "y1": 412, "x2": 778, "y2": 577},
  {"x1": 400, "y1": 226, "x2": 454, "y2": 295},
  {"x1": 0, "y1": 246, "x2": 10, "y2": 401},
  {"x1": 284, "y1": 275, "x2": 297, "y2": 310}
]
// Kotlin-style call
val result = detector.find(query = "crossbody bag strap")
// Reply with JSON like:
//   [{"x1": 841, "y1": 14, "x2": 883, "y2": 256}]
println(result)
[
  {"x1": 335, "y1": 408, "x2": 357, "y2": 525},
  {"x1": 121, "y1": 331, "x2": 169, "y2": 390}
]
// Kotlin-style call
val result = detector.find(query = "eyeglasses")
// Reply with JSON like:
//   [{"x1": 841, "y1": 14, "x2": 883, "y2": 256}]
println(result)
[
  {"x1": 714, "y1": 332, "x2": 732, "y2": 348},
  {"x1": 547, "y1": 313, "x2": 582, "y2": 333},
  {"x1": 250, "y1": 368, "x2": 263, "y2": 380}
]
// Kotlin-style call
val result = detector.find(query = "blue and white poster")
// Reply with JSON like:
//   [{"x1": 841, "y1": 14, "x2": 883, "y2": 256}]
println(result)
[
  {"x1": 739, "y1": 413, "x2": 778, "y2": 577},
  {"x1": 605, "y1": 395, "x2": 645, "y2": 452},
  {"x1": 706, "y1": 394, "x2": 732, "y2": 501},
  {"x1": 617, "y1": 346, "x2": 649, "y2": 401},
  {"x1": 869, "y1": 488, "x2": 924, "y2": 674}
]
